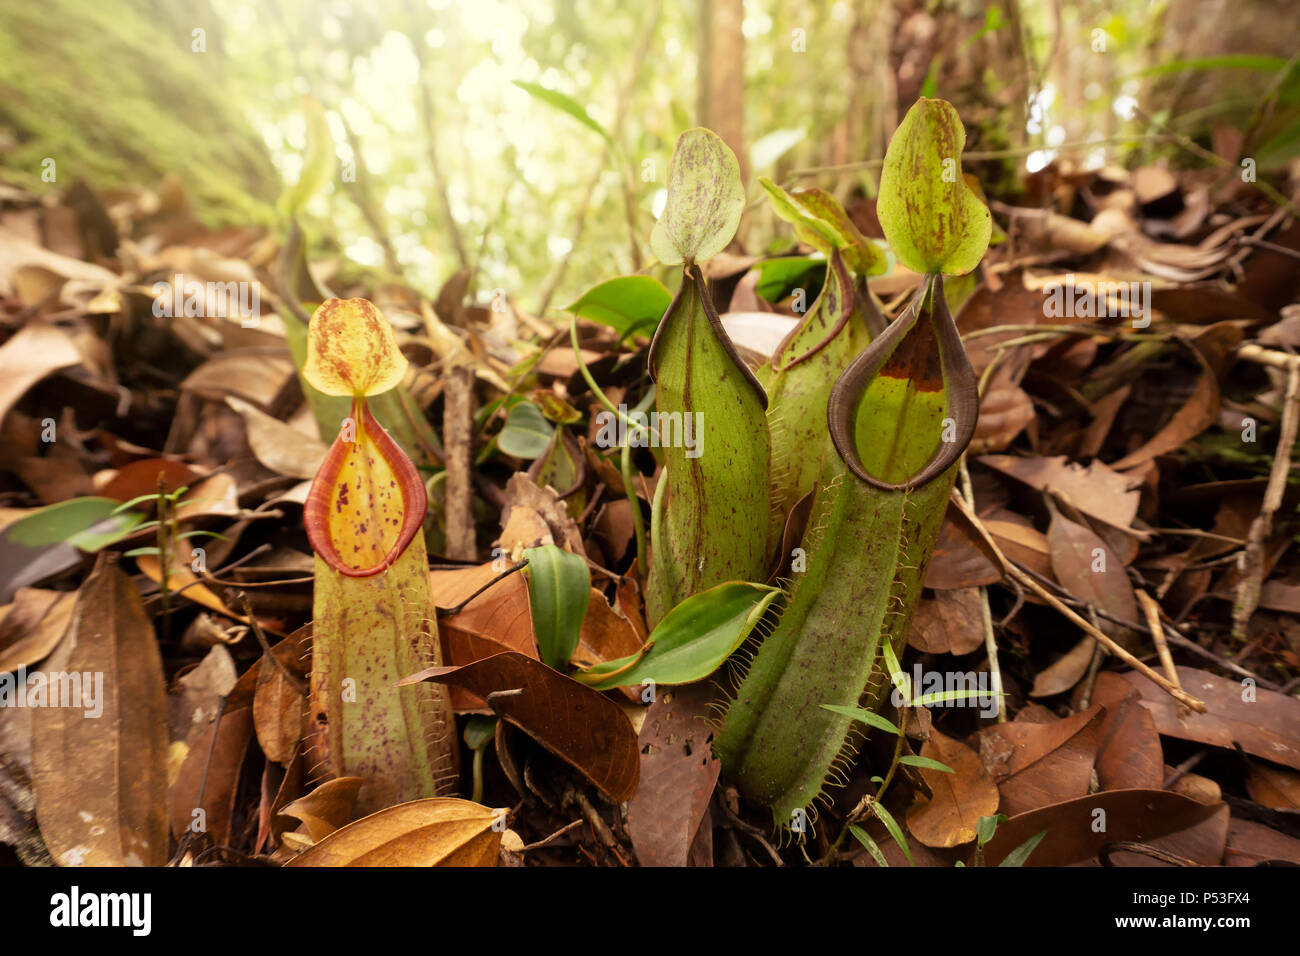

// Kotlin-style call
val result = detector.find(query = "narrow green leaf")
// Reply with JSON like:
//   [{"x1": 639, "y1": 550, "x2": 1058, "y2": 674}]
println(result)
[
  {"x1": 998, "y1": 830, "x2": 1047, "y2": 867},
  {"x1": 870, "y1": 802, "x2": 914, "y2": 866},
  {"x1": 650, "y1": 128, "x2": 745, "y2": 266},
  {"x1": 877, "y1": 97, "x2": 991, "y2": 276},
  {"x1": 563, "y1": 276, "x2": 672, "y2": 337},
  {"x1": 976, "y1": 813, "x2": 1007, "y2": 848},
  {"x1": 498, "y1": 402, "x2": 555, "y2": 459},
  {"x1": 821, "y1": 704, "x2": 900, "y2": 736},
  {"x1": 523, "y1": 544, "x2": 591, "y2": 670},
  {"x1": 898, "y1": 755, "x2": 954, "y2": 773},
  {"x1": 513, "y1": 80, "x2": 611, "y2": 142},
  {"x1": 5, "y1": 497, "x2": 145, "y2": 553},
  {"x1": 579, "y1": 582, "x2": 779, "y2": 689},
  {"x1": 849, "y1": 824, "x2": 889, "y2": 867}
]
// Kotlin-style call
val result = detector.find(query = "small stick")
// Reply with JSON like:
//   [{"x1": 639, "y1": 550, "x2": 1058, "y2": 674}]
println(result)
[{"x1": 1232, "y1": 349, "x2": 1300, "y2": 640}]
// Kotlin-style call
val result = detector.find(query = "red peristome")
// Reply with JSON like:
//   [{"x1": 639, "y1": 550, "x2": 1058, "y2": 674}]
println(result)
[{"x1": 304, "y1": 398, "x2": 428, "y2": 578}]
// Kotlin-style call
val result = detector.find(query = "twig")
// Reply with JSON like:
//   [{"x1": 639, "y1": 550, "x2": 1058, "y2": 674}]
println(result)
[
  {"x1": 1232, "y1": 347, "x2": 1300, "y2": 640},
  {"x1": 444, "y1": 364, "x2": 477, "y2": 560},
  {"x1": 1137, "y1": 589, "x2": 1182, "y2": 698},
  {"x1": 958, "y1": 456, "x2": 1005, "y2": 722}
]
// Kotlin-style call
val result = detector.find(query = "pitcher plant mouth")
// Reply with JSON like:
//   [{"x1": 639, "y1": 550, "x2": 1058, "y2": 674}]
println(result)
[
  {"x1": 826, "y1": 276, "x2": 979, "y2": 492},
  {"x1": 304, "y1": 397, "x2": 428, "y2": 578}
]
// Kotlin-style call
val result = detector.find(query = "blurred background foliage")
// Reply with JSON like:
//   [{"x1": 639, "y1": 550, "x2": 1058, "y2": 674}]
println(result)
[{"x1": 0, "y1": 0, "x2": 1296, "y2": 314}]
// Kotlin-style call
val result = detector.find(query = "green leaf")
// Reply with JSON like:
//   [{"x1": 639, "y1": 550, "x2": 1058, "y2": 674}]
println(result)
[
  {"x1": 463, "y1": 715, "x2": 497, "y2": 751},
  {"x1": 821, "y1": 704, "x2": 900, "y2": 736},
  {"x1": 5, "y1": 497, "x2": 145, "y2": 553},
  {"x1": 578, "y1": 582, "x2": 780, "y2": 689},
  {"x1": 899, "y1": 755, "x2": 954, "y2": 773},
  {"x1": 849, "y1": 824, "x2": 889, "y2": 867},
  {"x1": 869, "y1": 802, "x2": 914, "y2": 866},
  {"x1": 498, "y1": 402, "x2": 555, "y2": 460},
  {"x1": 123, "y1": 547, "x2": 163, "y2": 558},
  {"x1": 513, "y1": 80, "x2": 611, "y2": 143},
  {"x1": 976, "y1": 813, "x2": 1008, "y2": 848},
  {"x1": 759, "y1": 178, "x2": 843, "y2": 250},
  {"x1": 998, "y1": 829, "x2": 1047, "y2": 867},
  {"x1": 650, "y1": 128, "x2": 745, "y2": 266},
  {"x1": 912, "y1": 688, "x2": 1002, "y2": 707},
  {"x1": 280, "y1": 96, "x2": 336, "y2": 216},
  {"x1": 877, "y1": 97, "x2": 991, "y2": 276},
  {"x1": 754, "y1": 256, "x2": 826, "y2": 303},
  {"x1": 563, "y1": 276, "x2": 673, "y2": 337},
  {"x1": 523, "y1": 545, "x2": 591, "y2": 670}
]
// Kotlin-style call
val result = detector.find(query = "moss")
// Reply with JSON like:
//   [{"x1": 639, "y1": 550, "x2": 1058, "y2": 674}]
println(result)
[{"x1": 0, "y1": 0, "x2": 276, "y2": 224}]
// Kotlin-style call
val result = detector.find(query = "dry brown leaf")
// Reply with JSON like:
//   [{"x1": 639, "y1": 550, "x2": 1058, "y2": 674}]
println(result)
[
  {"x1": 970, "y1": 368, "x2": 1036, "y2": 454},
  {"x1": 400, "y1": 652, "x2": 639, "y2": 802},
  {"x1": 1088, "y1": 672, "x2": 1164, "y2": 790},
  {"x1": 907, "y1": 588, "x2": 986, "y2": 655},
  {"x1": 980, "y1": 788, "x2": 1226, "y2": 866},
  {"x1": 904, "y1": 728, "x2": 1000, "y2": 848},
  {"x1": 0, "y1": 322, "x2": 82, "y2": 424},
  {"x1": 977, "y1": 706, "x2": 1103, "y2": 816},
  {"x1": 0, "y1": 587, "x2": 77, "y2": 673},
  {"x1": 1029, "y1": 637, "x2": 1095, "y2": 698},
  {"x1": 1121, "y1": 666, "x2": 1300, "y2": 771},
  {"x1": 285, "y1": 797, "x2": 501, "y2": 866},
  {"x1": 627, "y1": 683, "x2": 720, "y2": 867},
  {"x1": 1046, "y1": 506, "x2": 1140, "y2": 650},
  {"x1": 226, "y1": 396, "x2": 328, "y2": 479},
  {"x1": 31, "y1": 557, "x2": 169, "y2": 866},
  {"x1": 979, "y1": 454, "x2": 1143, "y2": 532},
  {"x1": 279, "y1": 776, "x2": 365, "y2": 843}
]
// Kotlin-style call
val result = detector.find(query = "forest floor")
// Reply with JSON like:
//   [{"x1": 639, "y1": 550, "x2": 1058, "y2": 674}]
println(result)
[{"x1": 1, "y1": 153, "x2": 1300, "y2": 867}]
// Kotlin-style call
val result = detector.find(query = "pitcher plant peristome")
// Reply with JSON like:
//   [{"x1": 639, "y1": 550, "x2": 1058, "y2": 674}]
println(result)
[{"x1": 302, "y1": 297, "x2": 457, "y2": 814}]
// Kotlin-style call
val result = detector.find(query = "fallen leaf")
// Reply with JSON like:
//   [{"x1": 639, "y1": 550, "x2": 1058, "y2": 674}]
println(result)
[
  {"x1": 30, "y1": 557, "x2": 169, "y2": 866},
  {"x1": 980, "y1": 789, "x2": 1226, "y2": 866},
  {"x1": 979, "y1": 454, "x2": 1143, "y2": 532},
  {"x1": 907, "y1": 588, "x2": 986, "y2": 654},
  {"x1": 279, "y1": 776, "x2": 364, "y2": 842},
  {"x1": 1029, "y1": 636, "x2": 1095, "y2": 698},
  {"x1": 1246, "y1": 761, "x2": 1300, "y2": 810},
  {"x1": 1046, "y1": 506, "x2": 1140, "y2": 650},
  {"x1": 0, "y1": 587, "x2": 77, "y2": 673},
  {"x1": 0, "y1": 322, "x2": 82, "y2": 425},
  {"x1": 400, "y1": 652, "x2": 639, "y2": 802},
  {"x1": 905, "y1": 728, "x2": 1000, "y2": 848},
  {"x1": 285, "y1": 797, "x2": 501, "y2": 866},
  {"x1": 977, "y1": 706, "x2": 1103, "y2": 816},
  {"x1": 226, "y1": 396, "x2": 328, "y2": 479},
  {"x1": 1088, "y1": 672, "x2": 1164, "y2": 790},
  {"x1": 1120, "y1": 666, "x2": 1300, "y2": 770},
  {"x1": 627, "y1": 682, "x2": 721, "y2": 867},
  {"x1": 969, "y1": 369, "x2": 1036, "y2": 453}
]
